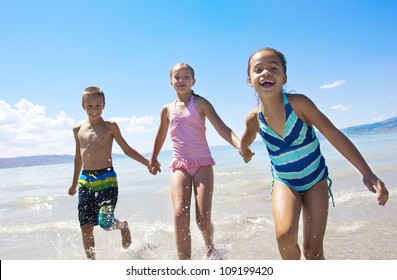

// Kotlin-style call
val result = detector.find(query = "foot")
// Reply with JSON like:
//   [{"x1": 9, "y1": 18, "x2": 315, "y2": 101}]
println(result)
[
  {"x1": 120, "y1": 221, "x2": 132, "y2": 249},
  {"x1": 205, "y1": 247, "x2": 223, "y2": 260}
]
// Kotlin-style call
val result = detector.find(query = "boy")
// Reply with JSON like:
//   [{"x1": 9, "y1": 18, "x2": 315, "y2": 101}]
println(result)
[{"x1": 68, "y1": 86, "x2": 157, "y2": 259}]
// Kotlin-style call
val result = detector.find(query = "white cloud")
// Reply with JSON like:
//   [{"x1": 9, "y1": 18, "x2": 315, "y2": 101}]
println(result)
[
  {"x1": 0, "y1": 99, "x2": 157, "y2": 158},
  {"x1": 0, "y1": 99, "x2": 78, "y2": 158},
  {"x1": 320, "y1": 80, "x2": 347, "y2": 89},
  {"x1": 111, "y1": 116, "x2": 155, "y2": 133},
  {"x1": 330, "y1": 104, "x2": 352, "y2": 111},
  {"x1": 371, "y1": 116, "x2": 387, "y2": 122}
]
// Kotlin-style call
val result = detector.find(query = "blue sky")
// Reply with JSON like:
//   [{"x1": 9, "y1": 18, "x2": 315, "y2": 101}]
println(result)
[{"x1": 1, "y1": 0, "x2": 396, "y2": 158}]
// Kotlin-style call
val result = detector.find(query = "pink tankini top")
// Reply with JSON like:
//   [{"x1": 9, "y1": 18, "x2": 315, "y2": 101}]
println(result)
[{"x1": 168, "y1": 95, "x2": 215, "y2": 169}]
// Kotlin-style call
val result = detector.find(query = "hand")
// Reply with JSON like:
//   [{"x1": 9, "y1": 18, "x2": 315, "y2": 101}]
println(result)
[
  {"x1": 68, "y1": 185, "x2": 77, "y2": 196},
  {"x1": 149, "y1": 166, "x2": 161, "y2": 175},
  {"x1": 148, "y1": 160, "x2": 161, "y2": 175},
  {"x1": 363, "y1": 173, "x2": 389, "y2": 206},
  {"x1": 239, "y1": 148, "x2": 255, "y2": 163}
]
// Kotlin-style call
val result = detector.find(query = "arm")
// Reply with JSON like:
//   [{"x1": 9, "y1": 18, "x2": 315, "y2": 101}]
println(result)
[
  {"x1": 148, "y1": 105, "x2": 170, "y2": 172},
  {"x1": 294, "y1": 94, "x2": 389, "y2": 205},
  {"x1": 111, "y1": 122, "x2": 151, "y2": 168},
  {"x1": 69, "y1": 127, "x2": 82, "y2": 196},
  {"x1": 240, "y1": 108, "x2": 258, "y2": 163},
  {"x1": 200, "y1": 98, "x2": 241, "y2": 150}
]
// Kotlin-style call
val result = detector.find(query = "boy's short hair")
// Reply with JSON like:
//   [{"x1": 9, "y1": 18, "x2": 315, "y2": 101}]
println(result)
[{"x1": 82, "y1": 86, "x2": 105, "y2": 104}]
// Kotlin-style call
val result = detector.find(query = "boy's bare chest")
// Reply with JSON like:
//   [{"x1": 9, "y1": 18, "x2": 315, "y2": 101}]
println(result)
[{"x1": 78, "y1": 125, "x2": 112, "y2": 147}]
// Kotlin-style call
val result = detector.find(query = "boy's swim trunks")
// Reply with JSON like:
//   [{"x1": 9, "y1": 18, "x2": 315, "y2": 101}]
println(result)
[{"x1": 77, "y1": 167, "x2": 118, "y2": 226}]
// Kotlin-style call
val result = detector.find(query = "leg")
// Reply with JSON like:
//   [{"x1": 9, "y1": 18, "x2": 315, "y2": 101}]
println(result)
[
  {"x1": 170, "y1": 169, "x2": 193, "y2": 260},
  {"x1": 193, "y1": 165, "x2": 215, "y2": 257},
  {"x1": 81, "y1": 224, "x2": 96, "y2": 260},
  {"x1": 78, "y1": 187, "x2": 97, "y2": 259},
  {"x1": 301, "y1": 180, "x2": 329, "y2": 260},
  {"x1": 114, "y1": 219, "x2": 132, "y2": 249},
  {"x1": 272, "y1": 181, "x2": 302, "y2": 259},
  {"x1": 98, "y1": 204, "x2": 132, "y2": 249}
]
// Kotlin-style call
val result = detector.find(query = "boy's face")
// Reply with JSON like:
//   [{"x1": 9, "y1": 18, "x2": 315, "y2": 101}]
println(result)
[{"x1": 82, "y1": 95, "x2": 105, "y2": 121}]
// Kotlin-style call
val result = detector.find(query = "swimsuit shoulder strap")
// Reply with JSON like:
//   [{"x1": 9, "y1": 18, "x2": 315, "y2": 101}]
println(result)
[{"x1": 282, "y1": 92, "x2": 289, "y2": 105}]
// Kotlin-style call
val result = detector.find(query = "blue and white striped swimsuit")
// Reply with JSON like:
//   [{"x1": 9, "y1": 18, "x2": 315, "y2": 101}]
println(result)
[{"x1": 258, "y1": 93, "x2": 329, "y2": 194}]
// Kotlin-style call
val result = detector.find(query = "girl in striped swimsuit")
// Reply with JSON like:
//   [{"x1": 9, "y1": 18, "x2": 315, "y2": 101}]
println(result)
[{"x1": 240, "y1": 48, "x2": 389, "y2": 260}]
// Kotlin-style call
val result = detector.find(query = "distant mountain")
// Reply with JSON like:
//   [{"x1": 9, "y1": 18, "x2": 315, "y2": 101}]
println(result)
[
  {"x1": 342, "y1": 116, "x2": 397, "y2": 135},
  {"x1": 0, "y1": 154, "x2": 130, "y2": 169},
  {"x1": 0, "y1": 155, "x2": 74, "y2": 169},
  {"x1": 0, "y1": 154, "x2": 129, "y2": 169}
]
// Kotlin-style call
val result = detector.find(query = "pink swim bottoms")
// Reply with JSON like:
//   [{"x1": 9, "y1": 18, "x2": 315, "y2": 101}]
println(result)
[{"x1": 169, "y1": 157, "x2": 215, "y2": 177}]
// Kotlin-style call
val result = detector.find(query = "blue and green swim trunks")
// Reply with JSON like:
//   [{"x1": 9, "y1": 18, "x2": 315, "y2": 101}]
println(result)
[{"x1": 78, "y1": 167, "x2": 118, "y2": 228}]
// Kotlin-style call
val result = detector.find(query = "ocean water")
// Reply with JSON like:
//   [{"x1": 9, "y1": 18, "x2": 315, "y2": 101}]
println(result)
[{"x1": 0, "y1": 133, "x2": 396, "y2": 260}]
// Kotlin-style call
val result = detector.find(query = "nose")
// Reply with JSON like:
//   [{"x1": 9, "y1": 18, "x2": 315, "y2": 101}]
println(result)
[{"x1": 262, "y1": 69, "x2": 271, "y2": 76}]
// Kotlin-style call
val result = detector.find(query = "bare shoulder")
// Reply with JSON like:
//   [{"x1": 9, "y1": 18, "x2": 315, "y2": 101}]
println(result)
[
  {"x1": 194, "y1": 95, "x2": 211, "y2": 106},
  {"x1": 72, "y1": 123, "x2": 82, "y2": 135},
  {"x1": 287, "y1": 93, "x2": 313, "y2": 107},
  {"x1": 73, "y1": 123, "x2": 82, "y2": 131},
  {"x1": 287, "y1": 93, "x2": 318, "y2": 123},
  {"x1": 246, "y1": 107, "x2": 260, "y2": 130},
  {"x1": 194, "y1": 95, "x2": 214, "y2": 115},
  {"x1": 164, "y1": 101, "x2": 173, "y2": 110},
  {"x1": 160, "y1": 102, "x2": 172, "y2": 119},
  {"x1": 104, "y1": 120, "x2": 120, "y2": 132},
  {"x1": 246, "y1": 107, "x2": 259, "y2": 121},
  {"x1": 288, "y1": 94, "x2": 320, "y2": 115},
  {"x1": 103, "y1": 119, "x2": 116, "y2": 126}
]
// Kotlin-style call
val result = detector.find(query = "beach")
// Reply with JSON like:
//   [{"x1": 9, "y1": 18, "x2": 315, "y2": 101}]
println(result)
[{"x1": 0, "y1": 132, "x2": 396, "y2": 260}]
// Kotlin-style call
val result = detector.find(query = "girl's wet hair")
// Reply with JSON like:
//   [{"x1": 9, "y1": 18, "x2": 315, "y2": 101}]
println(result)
[
  {"x1": 247, "y1": 47, "x2": 287, "y2": 77},
  {"x1": 82, "y1": 86, "x2": 105, "y2": 104},
  {"x1": 170, "y1": 63, "x2": 195, "y2": 80}
]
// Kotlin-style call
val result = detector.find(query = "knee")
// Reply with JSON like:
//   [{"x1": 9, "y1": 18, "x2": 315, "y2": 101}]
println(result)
[
  {"x1": 81, "y1": 224, "x2": 94, "y2": 236},
  {"x1": 174, "y1": 207, "x2": 190, "y2": 228},
  {"x1": 303, "y1": 244, "x2": 324, "y2": 260},
  {"x1": 275, "y1": 229, "x2": 298, "y2": 247},
  {"x1": 98, "y1": 205, "x2": 115, "y2": 230}
]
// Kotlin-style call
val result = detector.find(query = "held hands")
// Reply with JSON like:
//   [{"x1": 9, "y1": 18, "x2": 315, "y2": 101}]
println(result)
[
  {"x1": 148, "y1": 160, "x2": 161, "y2": 175},
  {"x1": 362, "y1": 172, "x2": 389, "y2": 206},
  {"x1": 239, "y1": 147, "x2": 255, "y2": 163}
]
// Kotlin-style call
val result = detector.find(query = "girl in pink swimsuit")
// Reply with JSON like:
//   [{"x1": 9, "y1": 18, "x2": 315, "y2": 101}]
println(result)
[{"x1": 149, "y1": 63, "x2": 242, "y2": 260}]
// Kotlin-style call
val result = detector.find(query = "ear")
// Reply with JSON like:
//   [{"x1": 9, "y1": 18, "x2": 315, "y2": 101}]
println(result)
[
  {"x1": 283, "y1": 75, "x2": 288, "y2": 85},
  {"x1": 192, "y1": 79, "x2": 196, "y2": 86},
  {"x1": 247, "y1": 77, "x2": 253, "y2": 87}
]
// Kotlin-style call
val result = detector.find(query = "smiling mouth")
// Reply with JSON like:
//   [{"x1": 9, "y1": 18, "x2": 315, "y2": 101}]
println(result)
[{"x1": 260, "y1": 80, "x2": 274, "y2": 88}]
